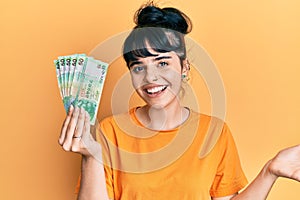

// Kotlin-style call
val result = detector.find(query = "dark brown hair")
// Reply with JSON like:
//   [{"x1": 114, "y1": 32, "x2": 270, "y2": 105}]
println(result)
[{"x1": 123, "y1": 2, "x2": 192, "y2": 67}]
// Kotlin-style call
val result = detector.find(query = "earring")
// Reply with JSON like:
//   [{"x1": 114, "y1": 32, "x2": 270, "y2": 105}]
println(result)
[{"x1": 181, "y1": 74, "x2": 190, "y2": 82}]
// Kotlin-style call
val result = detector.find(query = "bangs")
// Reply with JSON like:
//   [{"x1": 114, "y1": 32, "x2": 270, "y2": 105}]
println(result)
[{"x1": 123, "y1": 27, "x2": 185, "y2": 67}]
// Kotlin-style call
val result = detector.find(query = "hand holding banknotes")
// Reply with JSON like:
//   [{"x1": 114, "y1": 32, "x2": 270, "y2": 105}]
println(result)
[
  {"x1": 59, "y1": 105, "x2": 110, "y2": 200},
  {"x1": 58, "y1": 105, "x2": 102, "y2": 159},
  {"x1": 55, "y1": 53, "x2": 108, "y2": 160}
]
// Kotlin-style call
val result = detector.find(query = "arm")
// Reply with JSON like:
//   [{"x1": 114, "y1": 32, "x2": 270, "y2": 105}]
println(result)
[
  {"x1": 230, "y1": 161, "x2": 277, "y2": 200},
  {"x1": 78, "y1": 156, "x2": 110, "y2": 200},
  {"x1": 212, "y1": 145, "x2": 300, "y2": 200},
  {"x1": 58, "y1": 105, "x2": 110, "y2": 200},
  {"x1": 233, "y1": 145, "x2": 300, "y2": 200}
]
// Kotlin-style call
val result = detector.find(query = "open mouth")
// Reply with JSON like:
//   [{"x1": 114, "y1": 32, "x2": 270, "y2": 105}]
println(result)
[{"x1": 144, "y1": 85, "x2": 168, "y2": 95}]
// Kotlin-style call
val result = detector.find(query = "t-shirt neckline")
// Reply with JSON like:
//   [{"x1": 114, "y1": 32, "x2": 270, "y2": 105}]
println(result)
[{"x1": 129, "y1": 106, "x2": 193, "y2": 133}]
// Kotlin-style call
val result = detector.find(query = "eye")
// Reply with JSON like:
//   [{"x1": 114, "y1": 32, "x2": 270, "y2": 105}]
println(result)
[
  {"x1": 158, "y1": 61, "x2": 168, "y2": 68},
  {"x1": 132, "y1": 66, "x2": 145, "y2": 73}
]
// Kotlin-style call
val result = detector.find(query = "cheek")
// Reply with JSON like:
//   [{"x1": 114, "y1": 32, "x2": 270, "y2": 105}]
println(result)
[
  {"x1": 164, "y1": 62, "x2": 182, "y2": 76},
  {"x1": 165, "y1": 69, "x2": 182, "y2": 83},
  {"x1": 130, "y1": 74, "x2": 144, "y2": 89},
  {"x1": 164, "y1": 73, "x2": 182, "y2": 96}
]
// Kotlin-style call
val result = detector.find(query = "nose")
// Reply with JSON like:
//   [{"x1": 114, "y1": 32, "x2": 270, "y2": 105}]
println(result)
[{"x1": 144, "y1": 65, "x2": 159, "y2": 82}]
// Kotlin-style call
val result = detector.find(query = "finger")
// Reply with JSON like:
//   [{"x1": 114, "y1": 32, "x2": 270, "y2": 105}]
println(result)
[
  {"x1": 80, "y1": 111, "x2": 91, "y2": 148},
  {"x1": 71, "y1": 108, "x2": 86, "y2": 152},
  {"x1": 62, "y1": 106, "x2": 80, "y2": 151},
  {"x1": 75, "y1": 107, "x2": 86, "y2": 137},
  {"x1": 72, "y1": 111, "x2": 91, "y2": 154},
  {"x1": 58, "y1": 105, "x2": 74, "y2": 145},
  {"x1": 81, "y1": 112, "x2": 103, "y2": 162},
  {"x1": 84, "y1": 111, "x2": 91, "y2": 136},
  {"x1": 80, "y1": 112, "x2": 95, "y2": 155},
  {"x1": 82, "y1": 111, "x2": 91, "y2": 143}
]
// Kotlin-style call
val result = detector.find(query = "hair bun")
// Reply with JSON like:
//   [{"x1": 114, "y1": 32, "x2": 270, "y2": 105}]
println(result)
[{"x1": 134, "y1": 5, "x2": 192, "y2": 34}]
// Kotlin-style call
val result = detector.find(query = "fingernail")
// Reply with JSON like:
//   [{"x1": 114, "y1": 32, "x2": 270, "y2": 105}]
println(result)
[{"x1": 67, "y1": 105, "x2": 73, "y2": 114}]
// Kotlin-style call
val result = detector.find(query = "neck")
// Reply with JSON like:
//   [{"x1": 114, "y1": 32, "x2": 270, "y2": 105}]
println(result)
[{"x1": 136, "y1": 101, "x2": 189, "y2": 131}]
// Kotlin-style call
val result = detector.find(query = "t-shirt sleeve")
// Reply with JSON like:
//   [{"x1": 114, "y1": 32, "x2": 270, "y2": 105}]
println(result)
[{"x1": 209, "y1": 123, "x2": 248, "y2": 197}]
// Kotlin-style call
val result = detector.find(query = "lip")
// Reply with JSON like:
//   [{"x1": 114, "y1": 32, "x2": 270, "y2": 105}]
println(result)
[{"x1": 142, "y1": 84, "x2": 168, "y2": 98}]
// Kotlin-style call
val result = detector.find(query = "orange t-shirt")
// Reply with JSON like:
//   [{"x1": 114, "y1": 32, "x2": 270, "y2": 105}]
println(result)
[{"x1": 77, "y1": 108, "x2": 248, "y2": 199}]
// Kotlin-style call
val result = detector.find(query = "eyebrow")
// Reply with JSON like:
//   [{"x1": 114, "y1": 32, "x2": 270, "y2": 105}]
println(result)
[
  {"x1": 154, "y1": 56, "x2": 172, "y2": 61},
  {"x1": 129, "y1": 60, "x2": 142, "y2": 67},
  {"x1": 128, "y1": 56, "x2": 172, "y2": 67}
]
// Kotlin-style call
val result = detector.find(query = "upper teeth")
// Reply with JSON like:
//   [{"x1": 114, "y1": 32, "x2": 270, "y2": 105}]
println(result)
[{"x1": 146, "y1": 86, "x2": 166, "y2": 93}]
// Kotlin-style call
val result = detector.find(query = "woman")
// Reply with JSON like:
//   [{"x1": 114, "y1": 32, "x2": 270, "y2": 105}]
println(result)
[{"x1": 59, "y1": 3, "x2": 300, "y2": 200}]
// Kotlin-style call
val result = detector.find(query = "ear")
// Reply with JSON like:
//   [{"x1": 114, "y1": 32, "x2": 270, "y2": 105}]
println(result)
[{"x1": 181, "y1": 59, "x2": 190, "y2": 76}]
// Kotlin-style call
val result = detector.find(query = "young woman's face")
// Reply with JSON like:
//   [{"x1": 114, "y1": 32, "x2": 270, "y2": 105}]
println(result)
[{"x1": 129, "y1": 49, "x2": 185, "y2": 108}]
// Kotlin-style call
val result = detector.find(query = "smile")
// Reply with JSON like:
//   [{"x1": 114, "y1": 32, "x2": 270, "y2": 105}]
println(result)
[{"x1": 144, "y1": 85, "x2": 168, "y2": 95}]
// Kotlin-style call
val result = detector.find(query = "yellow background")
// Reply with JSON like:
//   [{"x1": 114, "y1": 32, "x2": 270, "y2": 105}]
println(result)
[{"x1": 1, "y1": 0, "x2": 299, "y2": 199}]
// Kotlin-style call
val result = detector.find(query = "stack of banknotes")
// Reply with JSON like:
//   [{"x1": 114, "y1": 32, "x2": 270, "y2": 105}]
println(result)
[{"x1": 54, "y1": 54, "x2": 108, "y2": 125}]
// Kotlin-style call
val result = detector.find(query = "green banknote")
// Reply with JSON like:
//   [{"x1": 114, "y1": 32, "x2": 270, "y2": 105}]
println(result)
[
  {"x1": 63, "y1": 54, "x2": 77, "y2": 105},
  {"x1": 75, "y1": 57, "x2": 108, "y2": 125},
  {"x1": 69, "y1": 55, "x2": 77, "y2": 96},
  {"x1": 58, "y1": 56, "x2": 66, "y2": 98},
  {"x1": 64, "y1": 54, "x2": 87, "y2": 111},
  {"x1": 54, "y1": 59, "x2": 63, "y2": 98},
  {"x1": 54, "y1": 54, "x2": 108, "y2": 125},
  {"x1": 64, "y1": 55, "x2": 71, "y2": 96}
]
